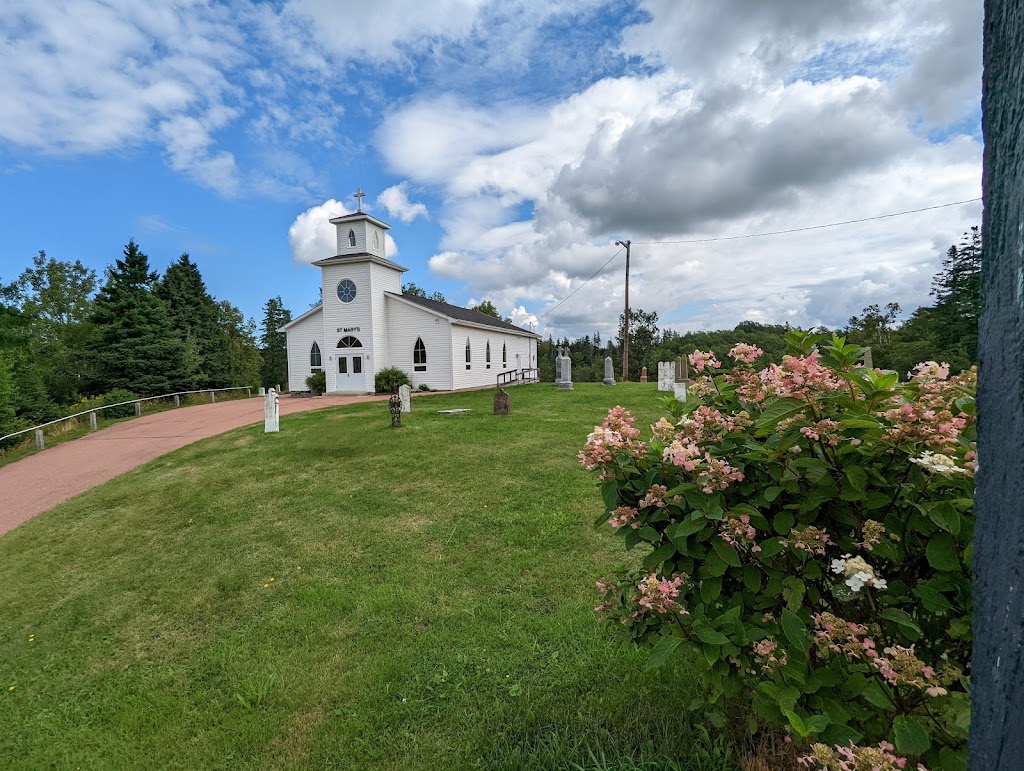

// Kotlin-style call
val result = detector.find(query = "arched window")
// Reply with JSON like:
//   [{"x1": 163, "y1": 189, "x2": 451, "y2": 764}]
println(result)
[
  {"x1": 310, "y1": 341, "x2": 322, "y2": 370},
  {"x1": 373, "y1": 230, "x2": 380, "y2": 249},
  {"x1": 413, "y1": 337, "x2": 427, "y2": 372},
  {"x1": 465, "y1": 338, "x2": 471, "y2": 370},
  {"x1": 337, "y1": 336, "x2": 362, "y2": 349},
  {"x1": 348, "y1": 229, "x2": 356, "y2": 247},
  {"x1": 502, "y1": 343, "x2": 507, "y2": 368},
  {"x1": 486, "y1": 340, "x2": 491, "y2": 369}
]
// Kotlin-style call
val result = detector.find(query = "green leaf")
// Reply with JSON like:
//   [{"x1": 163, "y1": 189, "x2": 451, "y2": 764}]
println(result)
[
  {"x1": 861, "y1": 681, "x2": 895, "y2": 710},
  {"x1": 805, "y1": 714, "x2": 830, "y2": 735},
  {"x1": 764, "y1": 486, "x2": 783, "y2": 502},
  {"x1": 782, "y1": 577, "x2": 805, "y2": 612},
  {"x1": 755, "y1": 397, "x2": 807, "y2": 436},
  {"x1": 703, "y1": 550, "x2": 728, "y2": 577},
  {"x1": 693, "y1": 625, "x2": 729, "y2": 646},
  {"x1": 645, "y1": 636, "x2": 683, "y2": 670},
  {"x1": 845, "y1": 466, "x2": 868, "y2": 491},
  {"x1": 773, "y1": 511, "x2": 795, "y2": 535},
  {"x1": 601, "y1": 481, "x2": 619, "y2": 511},
  {"x1": 880, "y1": 608, "x2": 922, "y2": 640},
  {"x1": 781, "y1": 609, "x2": 807, "y2": 651},
  {"x1": 700, "y1": 576, "x2": 722, "y2": 605},
  {"x1": 912, "y1": 585, "x2": 954, "y2": 613},
  {"x1": 674, "y1": 517, "x2": 706, "y2": 538},
  {"x1": 929, "y1": 502, "x2": 962, "y2": 536},
  {"x1": 644, "y1": 542, "x2": 677, "y2": 570},
  {"x1": 938, "y1": 747, "x2": 968, "y2": 771},
  {"x1": 926, "y1": 533, "x2": 960, "y2": 571},
  {"x1": 712, "y1": 538, "x2": 742, "y2": 567},
  {"x1": 783, "y1": 709, "x2": 809, "y2": 738},
  {"x1": 756, "y1": 537, "x2": 785, "y2": 559},
  {"x1": 637, "y1": 526, "x2": 660, "y2": 543},
  {"x1": 892, "y1": 715, "x2": 931, "y2": 756},
  {"x1": 743, "y1": 565, "x2": 763, "y2": 592}
]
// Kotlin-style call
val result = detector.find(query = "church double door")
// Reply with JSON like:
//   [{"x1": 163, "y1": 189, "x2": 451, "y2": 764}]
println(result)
[{"x1": 335, "y1": 335, "x2": 364, "y2": 391}]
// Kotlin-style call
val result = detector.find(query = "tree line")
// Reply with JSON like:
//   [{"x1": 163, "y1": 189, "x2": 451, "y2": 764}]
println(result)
[
  {"x1": 540, "y1": 227, "x2": 982, "y2": 383},
  {"x1": 1, "y1": 241, "x2": 291, "y2": 438}
]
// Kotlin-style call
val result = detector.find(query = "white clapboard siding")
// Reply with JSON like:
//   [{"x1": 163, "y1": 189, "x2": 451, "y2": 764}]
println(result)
[
  {"x1": 322, "y1": 262, "x2": 373, "y2": 392},
  {"x1": 385, "y1": 296, "x2": 453, "y2": 391},
  {"x1": 283, "y1": 308, "x2": 326, "y2": 392},
  {"x1": 369, "y1": 261, "x2": 403, "y2": 371},
  {"x1": 451, "y1": 323, "x2": 537, "y2": 390}
]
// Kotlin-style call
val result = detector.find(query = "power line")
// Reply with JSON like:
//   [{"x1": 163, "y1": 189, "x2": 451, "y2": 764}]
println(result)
[
  {"x1": 633, "y1": 198, "x2": 982, "y2": 245},
  {"x1": 537, "y1": 246, "x2": 624, "y2": 321},
  {"x1": 536, "y1": 196, "x2": 981, "y2": 324}
]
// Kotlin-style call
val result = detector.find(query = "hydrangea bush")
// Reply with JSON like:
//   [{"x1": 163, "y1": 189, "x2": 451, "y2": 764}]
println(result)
[{"x1": 580, "y1": 331, "x2": 975, "y2": 771}]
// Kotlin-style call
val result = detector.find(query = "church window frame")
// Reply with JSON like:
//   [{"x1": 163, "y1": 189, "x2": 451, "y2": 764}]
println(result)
[
  {"x1": 502, "y1": 343, "x2": 507, "y2": 368},
  {"x1": 337, "y1": 278, "x2": 357, "y2": 303},
  {"x1": 465, "y1": 337, "x2": 471, "y2": 370},
  {"x1": 413, "y1": 337, "x2": 427, "y2": 372},
  {"x1": 373, "y1": 229, "x2": 380, "y2": 249},
  {"x1": 486, "y1": 340, "x2": 491, "y2": 369},
  {"x1": 337, "y1": 335, "x2": 362, "y2": 349},
  {"x1": 310, "y1": 341, "x2": 323, "y2": 371},
  {"x1": 348, "y1": 229, "x2": 356, "y2": 247}
]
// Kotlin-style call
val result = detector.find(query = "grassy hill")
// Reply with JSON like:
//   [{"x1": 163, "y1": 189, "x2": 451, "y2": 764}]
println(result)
[{"x1": 0, "y1": 384, "x2": 737, "y2": 770}]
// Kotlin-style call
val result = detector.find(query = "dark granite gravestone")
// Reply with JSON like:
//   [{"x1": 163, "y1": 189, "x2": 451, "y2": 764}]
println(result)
[
  {"x1": 972, "y1": 2, "x2": 1024, "y2": 765},
  {"x1": 493, "y1": 387, "x2": 510, "y2": 415}
]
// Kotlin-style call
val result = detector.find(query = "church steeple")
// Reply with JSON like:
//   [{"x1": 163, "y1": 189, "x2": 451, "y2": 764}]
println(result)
[{"x1": 328, "y1": 189, "x2": 389, "y2": 259}]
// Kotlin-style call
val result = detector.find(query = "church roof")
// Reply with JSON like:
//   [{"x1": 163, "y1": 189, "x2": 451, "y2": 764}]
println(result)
[
  {"x1": 312, "y1": 253, "x2": 409, "y2": 271},
  {"x1": 387, "y1": 293, "x2": 537, "y2": 337},
  {"x1": 328, "y1": 212, "x2": 391, "y2": 230}
]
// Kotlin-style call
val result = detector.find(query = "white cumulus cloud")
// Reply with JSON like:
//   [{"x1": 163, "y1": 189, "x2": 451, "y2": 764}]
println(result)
[{"x1": 377, "y1": 183, "x2": 428, "y2": 222}]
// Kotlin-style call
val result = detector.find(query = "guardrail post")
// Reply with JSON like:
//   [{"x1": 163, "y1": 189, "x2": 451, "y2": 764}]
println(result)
[
  {"x1": 246, "y1": 387, "x2": 251, "y2": 398},
  {"x1": 35, "y1": 429, "x2": 44, "y2": 450},
  {"x1": 210, "y1": 391, "x2": 216, "y2": 403},
  {"x1": 135, "y1": 402, "x2": 142, "y2": 417},
  {"x1": 89, "y1": 412, "x2": 97, "y2": 430},
  {"x1": 174, "y1": 395, "x2": 180, "y2": 407}
]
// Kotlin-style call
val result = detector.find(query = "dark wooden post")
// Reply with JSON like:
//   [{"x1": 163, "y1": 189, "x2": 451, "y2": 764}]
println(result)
[{"x1": 972, "y1": 1, "x2": 1024, "y2": 765}]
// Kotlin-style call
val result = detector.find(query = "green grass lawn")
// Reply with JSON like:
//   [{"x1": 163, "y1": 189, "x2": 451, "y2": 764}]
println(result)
[{"x1": 0, "y1": 384, "x2": 737, "y2": 771}]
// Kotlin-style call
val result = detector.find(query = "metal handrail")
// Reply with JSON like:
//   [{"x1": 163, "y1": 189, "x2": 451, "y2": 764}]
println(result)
[
  {"x1": 496, "y1": 368, "x2": 539, "y2": 387},
  {"x1": 0, "y1": 386, "x2": 255, "y2": 444}
]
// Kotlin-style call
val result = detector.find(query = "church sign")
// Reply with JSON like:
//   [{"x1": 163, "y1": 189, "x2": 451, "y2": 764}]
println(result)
[{"x1": 336, "y1": 326, "x2": 361, "y2": 333}]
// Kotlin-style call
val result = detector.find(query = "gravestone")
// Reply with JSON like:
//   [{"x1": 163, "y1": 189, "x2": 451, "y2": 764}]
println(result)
[
  {"x1": 264, "y1": 388, "x2": 280, "y2": 433},
  {"x1": 398, "y1": 384, "x2": 412, "y2": 413},
  {"x1": 675, "y1": 356, "x2": 689, "y2": 382},
  {"x1": 673, "y1": 382, "x2": 688, "y2": 401},
  {"x1": 639, "y1": 366, "x2": 648, "y2": 383},
  {"x1": 558, "y1": 356, "x2": 574, "y2": 390},
  {"x1": 603, "y1": 356, "x2": 616, "y2": 385},
  {"x1": 493, "y1": 387, "x2": 510, "y2": 415},
  {"x1": 862, "y1": 347, "x2": 874, "y2": 369},
  {"x1": 258, "y1": 387, "x2": 266, "y2": 396},
  {"x1": 554, "y1": 346, "x2": 564, "y2": 385},
  {"x1": 658, "y1": 362, "x2": 674, "y2": 391}
]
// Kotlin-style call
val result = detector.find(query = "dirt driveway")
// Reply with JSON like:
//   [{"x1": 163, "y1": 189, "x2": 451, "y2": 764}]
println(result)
[{"x1": 0, "y1": 394, "x2": 389, "y2": 536}]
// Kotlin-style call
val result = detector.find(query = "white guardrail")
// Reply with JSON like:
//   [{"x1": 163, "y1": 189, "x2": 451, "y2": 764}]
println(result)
[{"x1": 0, "y1": 386, "x2": 255, "y2": 450}]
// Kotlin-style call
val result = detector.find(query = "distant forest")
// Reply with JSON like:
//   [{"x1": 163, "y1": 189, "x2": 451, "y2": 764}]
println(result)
[{"x1": 1, "y1": 227, "x2": 980, "y2": 438}]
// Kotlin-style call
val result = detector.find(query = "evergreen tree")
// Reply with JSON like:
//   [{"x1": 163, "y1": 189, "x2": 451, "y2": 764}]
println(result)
[
  {"x1": 156, "y1": 254, "x2": 230, "y2": 388},
  {"x1": 470, "y1": 299, "x2": 501, "y2": 318},
  {"x1": 89, "y1": 240, "x2": 189, "y2": 395},
  {"x1": 930, "y1": 226, "x2": 982, "y2": 362},
  {"x1": 259, "y1": 296, "x2": 292, "y2": 388},
  {"x1": 218, "y1": 301, "x2": 263, "y2": 387}
]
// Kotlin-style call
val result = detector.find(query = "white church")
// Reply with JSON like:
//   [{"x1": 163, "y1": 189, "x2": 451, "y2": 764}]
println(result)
[{"x1": 282, "y1": 200, "x2": 539, "y2": 394}]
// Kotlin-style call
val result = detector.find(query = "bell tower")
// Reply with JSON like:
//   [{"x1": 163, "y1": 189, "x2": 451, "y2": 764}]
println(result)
[{"x1": 329, "y1": 187, "x2": 389, "y2": 259}]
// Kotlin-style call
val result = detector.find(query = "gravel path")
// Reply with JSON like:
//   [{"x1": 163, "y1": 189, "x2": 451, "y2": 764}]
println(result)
[{"x1": 0, "y1": 394, "x2": 390, "y2": 536}]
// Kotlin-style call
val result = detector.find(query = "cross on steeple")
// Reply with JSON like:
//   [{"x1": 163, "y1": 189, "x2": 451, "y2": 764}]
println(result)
[{"x1": 353, "y1": 187, "x2": 366, "y2": 213}]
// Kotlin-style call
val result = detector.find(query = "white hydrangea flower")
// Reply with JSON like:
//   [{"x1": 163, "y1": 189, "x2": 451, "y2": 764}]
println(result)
[
  {"x1": 831, "y1": 554, "x2": 886, "y2": 593},
  {"x1": 910, "y1": 451, "x2": 968, "y2": 475}
]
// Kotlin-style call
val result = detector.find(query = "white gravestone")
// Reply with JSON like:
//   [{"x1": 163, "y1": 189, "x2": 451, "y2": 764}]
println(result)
[
  {"x1": 558, "y1": 356, "x2": 574, "y2": 390},
  {"x1": 399, "y1": 384, "x2": 411, "y2": 413},
  {"x1": 673, "y1": 382, "x2": 688, "y2": 401},
  {"x1": 258, "y1": 387, "x2": 266, "y2": 396},
  {"x1": 603, "y1": 356, "x2": 616, "y2": 385},
  {"x1": 554, "y1": 346, "x2": 564, "y2": 384},
  {"x1": 658, "y1": 362, "x2": 675, "y2": 392},
  {"x1": 264, "y1": 388, "x2": 280, "y2": 433}
]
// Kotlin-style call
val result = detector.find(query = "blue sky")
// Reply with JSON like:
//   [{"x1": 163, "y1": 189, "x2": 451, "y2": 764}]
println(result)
[{"x1": 0, "y1": 0, "x2": 982, "y2": 340}]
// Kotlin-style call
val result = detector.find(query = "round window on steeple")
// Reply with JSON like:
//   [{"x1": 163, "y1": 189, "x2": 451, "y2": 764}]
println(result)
[{"x1": 337, "y1": 278, "x2": 357, "y2": 303}]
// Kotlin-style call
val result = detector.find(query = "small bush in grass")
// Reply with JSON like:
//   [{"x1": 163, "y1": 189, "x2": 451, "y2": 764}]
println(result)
[
  {"x1": 102, "y1": 389, "x2": 140, "y2": 418},
  {"x1": 306, "y1": 371, "x2": 326, "y2": 395},
  {"x1": 374, "y1": 366, "x2": 410, "y2": 394},
  {"x1": 581, "y1": 331, "x2": 974, "y2": 770},
  {"x1": 418, "y1": 383, "x2": 431, "y2": 392}
]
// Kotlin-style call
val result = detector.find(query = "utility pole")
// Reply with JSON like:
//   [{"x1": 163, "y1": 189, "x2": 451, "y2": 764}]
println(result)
[{"x1": 615, "y1": 239, "x2": 631, "y2": 381}]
